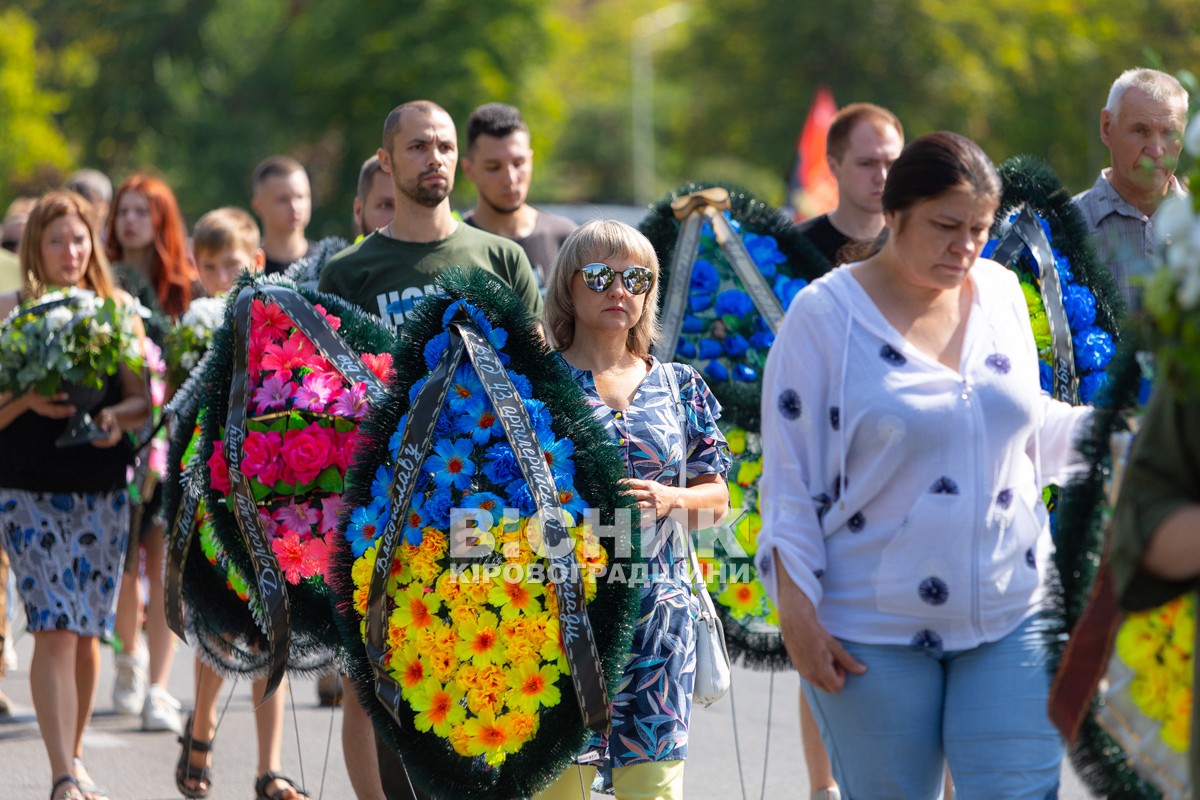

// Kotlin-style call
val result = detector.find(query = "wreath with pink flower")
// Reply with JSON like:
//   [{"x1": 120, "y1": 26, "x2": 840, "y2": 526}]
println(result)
[
  {"x1": 329, "y1": 267, "x2": 641, "y2": 799},
  {"x1": 162, "y1": 273, "x2": 396, "y2": 678}
]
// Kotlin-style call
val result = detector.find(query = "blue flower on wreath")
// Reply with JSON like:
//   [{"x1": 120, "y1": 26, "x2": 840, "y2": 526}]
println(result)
[
  {"x1": 1039, "y1": 362, "x2": 1053, "y2": 394},
  {"x1": 981, "y1": 239, "x2": 999, "y2": 260},
  {"x1": 1075, "y1": 327, "x2": 1115, "y2": 373},
  {"x1": 698, "y1": 338, "x2": 723, "y2": 360},
  {"x1": 749, "y1": 316, "x2": 775, "y2": 351},
  {"x1": 700, "y1": 213, "x2": 741, "y2": 242},
  {"x1": 521, "y1": 398, "x2": 553, "y2": 439},
  {"x1": 424, "y1": 332, "x2": 450, "y2": 370},
  {"x1": 454, "y1": 397, "x2": 502, "y2": 445},
  {"x1": 462, "y1": 491, "x2": 508, "y2": 527},
  {"x1": 677, "y1": 338, "x2": 697, "y2": 359},
  {"x1": 482, "y1": 442, "x2": 522, "y2": 486},
  {"x1": 399, "y1": 493, "x2": 428, "y2": 546},
  {"x1": 555, "y1": 483, "x2": 587, "y2": 521},
  {"x1": 428, "y1": 438, "x2": 476, "y2": 491},
  {"x1": 715, "y1": 289, "x2": 754, "y2": 318},
  {"x1": 733, "y1": 364, "x2": 758, "y2": 383},
  {"x1": 407, "y1": 378, "x2": 426, "y2": 406},
  {"x1": 1079, "y1": 372, "x2": 1108, "y2": 405},
  {"x1": 448, "y1": 366, "x2": 485, "y2": 413},
  {"x1": 441, "y1": 300, "x2": 508, "y2": 353},
  {"x1": 423, "y1": 488, "x2": 454, "y2": 529},
  {"x1": 690, "y1": 259, "x2": 720, "y2": 295},
  {"x1": 705, "y1": 360, "x2": 729, "y2": 382},
  {"x1": 682, "y1": 315, "x2": 706, "y2": 334},
  {"x1": 539, "y1": 431, "x2": 576, "y2": 480},
  {"x1": 689, "y1": 293, "x2": 714, "y2": 313},
  {"x1": 371, "y1": 464, "x2": 395, "y2": 499},
  {"x1": 773, "y1": 275, "x2": 808, "y2": 310},
  {"x1": 508, "y1": 482, "x2": 539, "y2": 516},
  {"x1": 724, "y1": 333, "x2": 749, "y2": 358},
  {"x1": 744, "y1": 232, "x2": 786, "y2": 274},
  {"x1": 508, "y1": 370, "x2": 533, "y2": 398},
  {"x1": 346, "y1": 496, "x2": 390, "y2": 557},
  {"x1": 1063, "y1": 284, "x2": 1096, "y2": 332}
]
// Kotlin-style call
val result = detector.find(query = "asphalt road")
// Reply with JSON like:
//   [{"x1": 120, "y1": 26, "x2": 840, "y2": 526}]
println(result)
[{"x1": 0, "y1": 629, "x2": 1095, "y2": 799}]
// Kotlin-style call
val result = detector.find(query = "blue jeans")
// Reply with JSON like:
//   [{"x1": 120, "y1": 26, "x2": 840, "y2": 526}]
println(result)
[{"x1": 804, "y1": 614, "x2": 1061, "y2": 799}]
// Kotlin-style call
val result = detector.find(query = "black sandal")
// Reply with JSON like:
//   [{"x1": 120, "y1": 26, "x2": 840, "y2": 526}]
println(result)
[
  {"x1": 254, "y1": 771, "x2": 309, "y2": 800},
  {"x1": 175, "y1": 715, "x2": 214, "y2": 799}
]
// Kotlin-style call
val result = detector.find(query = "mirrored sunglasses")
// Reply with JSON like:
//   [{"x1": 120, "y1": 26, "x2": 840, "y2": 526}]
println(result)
[{"x1": 578, "y1": 262, "x2": 655, "y2": 295}]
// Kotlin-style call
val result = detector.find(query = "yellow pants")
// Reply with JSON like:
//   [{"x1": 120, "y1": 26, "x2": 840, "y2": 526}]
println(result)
[{"x1": 533, "y1": 760, "x2": 685, "y2": 800}]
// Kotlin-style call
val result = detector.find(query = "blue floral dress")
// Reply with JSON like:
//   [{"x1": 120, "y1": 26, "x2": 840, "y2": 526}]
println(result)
[{"x1": 566, "y1": 356, "x2": 731, "y2": 769}]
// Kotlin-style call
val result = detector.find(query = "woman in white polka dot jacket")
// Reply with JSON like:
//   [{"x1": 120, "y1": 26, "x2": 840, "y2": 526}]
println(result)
[{"x1": 759, "y1": 132, "x2": 1091, "y2": 800}]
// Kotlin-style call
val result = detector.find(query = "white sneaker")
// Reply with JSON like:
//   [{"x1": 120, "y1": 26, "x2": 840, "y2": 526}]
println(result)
[
  {"x1": 112, "y1": 650, "x2": 147, "y2": 716},
  {"x1": 141, "y1": 685, "x2": 183, "y2": 734}
]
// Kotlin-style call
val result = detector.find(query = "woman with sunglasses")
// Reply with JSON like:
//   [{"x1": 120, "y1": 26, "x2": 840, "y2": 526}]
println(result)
[{"x1": 537, "y1": 220, "x2": 731, "y2": 800}]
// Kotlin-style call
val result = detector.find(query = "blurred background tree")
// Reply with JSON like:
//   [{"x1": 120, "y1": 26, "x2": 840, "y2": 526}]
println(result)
[{"x1": 4, "y1": 0, "x2": 1199, "y2": 232}]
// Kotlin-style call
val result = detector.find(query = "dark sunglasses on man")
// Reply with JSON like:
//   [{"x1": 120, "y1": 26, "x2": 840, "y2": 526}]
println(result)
[{"x1": 578, "y1": 262, "x2": 654, "y2": 295}]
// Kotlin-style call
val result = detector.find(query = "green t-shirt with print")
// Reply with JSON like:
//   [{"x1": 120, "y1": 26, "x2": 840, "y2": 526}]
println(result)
[{"x1": 317, "y1": 223, "x2": 542, "y2": 327}]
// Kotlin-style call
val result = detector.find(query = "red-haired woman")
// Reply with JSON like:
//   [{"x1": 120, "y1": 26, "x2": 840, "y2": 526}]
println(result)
[{"x1": 104, "y1": 174, "x2": 196, "y2": 735}]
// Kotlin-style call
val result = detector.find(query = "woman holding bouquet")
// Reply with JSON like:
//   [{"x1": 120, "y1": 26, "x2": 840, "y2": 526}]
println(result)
[
  {"x1": 104, "y1": 174, "x2": 195, "y2": 733},
  {"x1": 0, "y1": 190, "x2": 150, "y2": 800}
]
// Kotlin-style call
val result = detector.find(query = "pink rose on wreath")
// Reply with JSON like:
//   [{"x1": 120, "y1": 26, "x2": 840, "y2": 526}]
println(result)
[
  {"x1": 361, "y1": 352, "x2": 395, "y2": 382},
  {"x1": 207, "y1": 445, "x2": 230, "y2": 494},
  {"x1": 331, "y1": 428, "x2": 361, "y2": 473},
  {"x1": 242, "y1": 430, "x2": 284, "y2": 486},
  {"x1": 280, "y1": 422, "x2": 336, "y2": 486}
]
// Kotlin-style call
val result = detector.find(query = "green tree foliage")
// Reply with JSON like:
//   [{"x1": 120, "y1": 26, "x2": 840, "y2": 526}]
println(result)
[
  {"x1": 26, "y1": 0, "x2": 553, "y2": 234},
  {"x1": 660, "y1": 0, "x2": 1200, "y2": 198},
  {"x1": 0, "y1": 8, "x2": 73, "y2": 206}
]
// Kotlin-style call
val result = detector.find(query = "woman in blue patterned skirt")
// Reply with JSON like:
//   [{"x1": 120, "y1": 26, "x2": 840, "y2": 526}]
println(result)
[
  {"x1": 0, "y1": 191, "x2": 150, "y2": 800},
  {"x1": 536, "y1": 220, "x2": 731, "y2": 800}
]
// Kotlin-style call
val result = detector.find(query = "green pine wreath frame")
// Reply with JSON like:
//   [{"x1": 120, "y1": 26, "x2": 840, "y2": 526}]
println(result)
[
  {"x1": 639, "y1": 180, "x2": 831, "y2": 671},
  {"x1": 328, "y1": 267, "x2": 642, "y2": 799},
  {"x1": 995, "y1": 157, "x2": 1164, "y2": 797},
  {"x1": 163, "y1": 271, "x2": 397, "y2": 676}
]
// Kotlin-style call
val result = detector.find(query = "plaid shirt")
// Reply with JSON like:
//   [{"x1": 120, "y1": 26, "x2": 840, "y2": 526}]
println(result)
[{"x1": 1072, "y1": 168, "x2": 1187, "y2": 308}]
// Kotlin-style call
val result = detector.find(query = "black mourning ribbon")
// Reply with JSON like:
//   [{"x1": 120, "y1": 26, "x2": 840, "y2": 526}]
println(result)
[
  {"x1": 990, "y1": 206, "x2": 1079, "y2": 404},
  {"x1": 365, "y1": 308, "x2": 612, "y2": 735},
  {"x1": 167, "y1": 285, "x2": 388, "y2": 696},
  {"x1": 652, "y1": 195, "x2": 785, "y2": 363}
]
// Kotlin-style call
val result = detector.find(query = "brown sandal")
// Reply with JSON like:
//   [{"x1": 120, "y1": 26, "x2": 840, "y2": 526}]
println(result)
[
  {"x1": 255, "y1": 771, "x2": 309, "y2": 800},
  {"x1": 175, "y1": 715, "x2": 214, "y2": 798}
]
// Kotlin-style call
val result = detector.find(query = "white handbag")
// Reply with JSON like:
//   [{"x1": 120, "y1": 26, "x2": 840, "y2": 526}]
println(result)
[{"x1": 663, "y1": 364, "x2": 732, "y2": 707}]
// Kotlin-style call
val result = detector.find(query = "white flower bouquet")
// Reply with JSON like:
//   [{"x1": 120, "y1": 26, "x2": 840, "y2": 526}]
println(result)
[
  {"x1": 165, "y1": 296, "x2": 226, "y2": 387},
  {"x1": 0, "y1": 288, "x2": 146, "y2": 445}
]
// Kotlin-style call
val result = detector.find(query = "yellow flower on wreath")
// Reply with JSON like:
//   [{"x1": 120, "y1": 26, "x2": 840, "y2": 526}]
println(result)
[
  {"x1": 462, "y1": 710, "x2": 521, "y2": 765},
  {"x1": 505, "y1": 660, "x2": 562, "y2": 714},
  {"x1": 736, "y1": 459, "x2": 762, "y2": 488},
  {"x1": 416, "y1": 619, "x2": 460, "y2": 683},
  {"x1": 456, "y1": 610, "x2": 503, "y2": 666},
  {"x1": 460, "y1": 663, "x2": 506, "y2": 715},
  {"x1": 726, "y1": 427, "x2": 747, "y2": 455},
  {"x1": 500, "y1": 618, "x2": 545, "y2": 664},
  {"x1": 718, "y1": 579, "x2": 765, "y2": 619},
  {"x1": 1116, "y1": 614, "x2": 1163, "y2": 673},
  {"x1": 351, "y1": 547, "x2": 377, "y2": 616},
  {"x1": 390, "y1": 644, "x2": 428, "y2": 699},
  {"x1": 409, "y1": 677, "x2": 466, "y2": 737},
  {"x1": 508, "y1": 710, "x2": 539, "y2": 746},
  {"x1": 1161, "y1": 684, "x2": 1193, "y2": 753},
  {"x1": 394, "y1": 582, "x2": 442, "y2": 630},
  {"x1": 488, "y1": 575, "x2": 545, "y2": 621}
]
